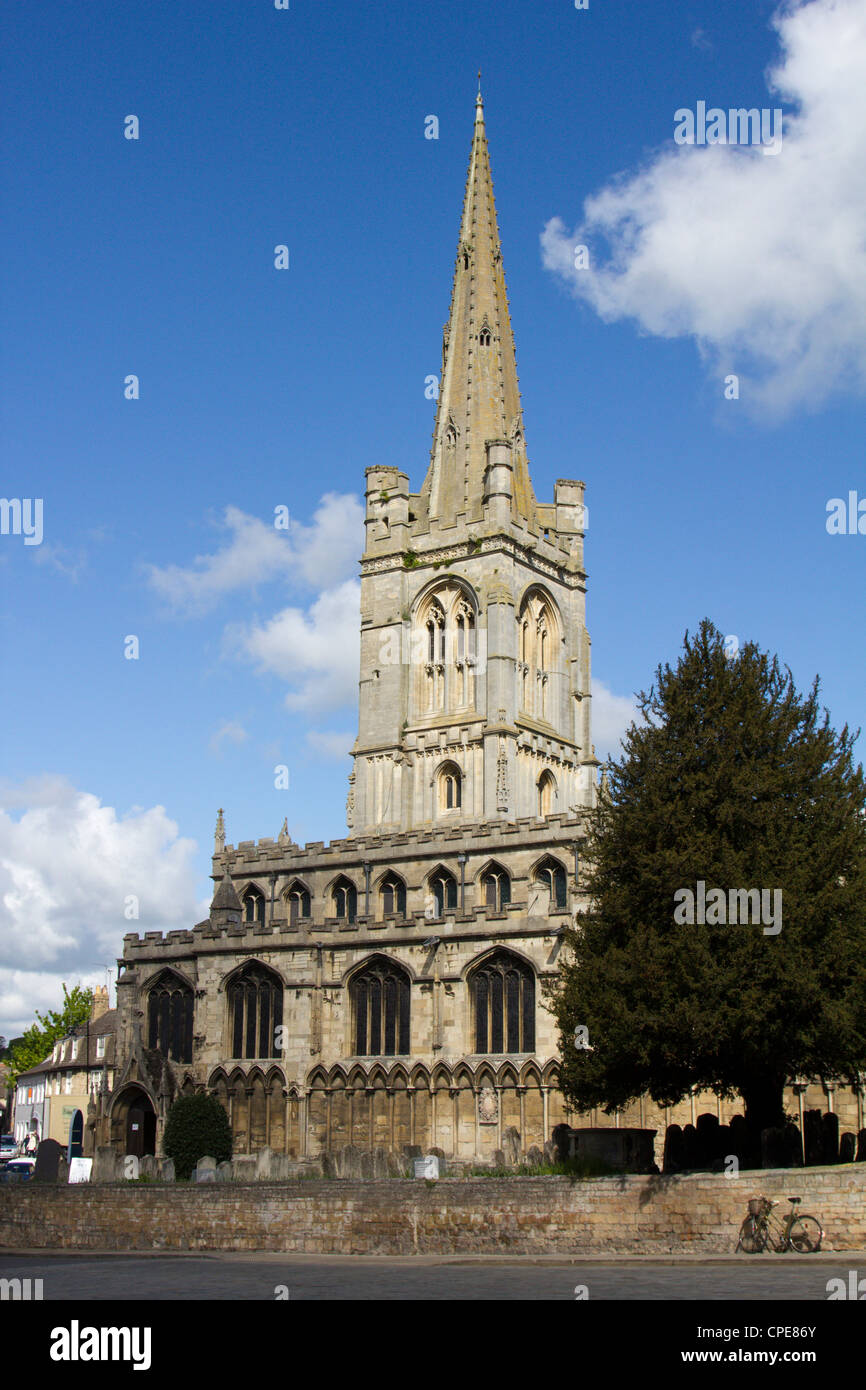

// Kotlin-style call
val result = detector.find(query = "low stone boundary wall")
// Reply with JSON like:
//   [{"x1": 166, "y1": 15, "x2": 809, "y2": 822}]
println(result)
[{"x1": 1, "y1": 1165, "x2": 864, "y2": 1255}]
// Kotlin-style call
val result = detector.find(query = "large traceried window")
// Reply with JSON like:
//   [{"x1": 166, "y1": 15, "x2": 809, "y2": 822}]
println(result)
[
  {"x1": 517, "y1": 589, "x2": 559, "y2": 722},
  {"x1": 471, "y1": 950, "x2": 535, "y2": 1054},
  {"x1": 227, "y1": 963, "x2": 283, "y2": 1060},
  {"x1": 414, "y1": 583, "x2": 477, "y2": 718},
  {"x1": 351, "y1": 957, "x2": 410, "y2": 1057},
  {"x1": 147, "y1": 971, "x2": 194, "y2": 1063}
]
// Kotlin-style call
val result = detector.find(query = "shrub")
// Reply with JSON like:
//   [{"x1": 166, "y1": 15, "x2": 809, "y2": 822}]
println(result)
[{"x1": 163, "y1": 1093, "x2": 232, "y2": 1180}]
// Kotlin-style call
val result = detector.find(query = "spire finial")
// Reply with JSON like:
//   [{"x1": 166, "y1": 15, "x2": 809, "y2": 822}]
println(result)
[
  {"x1": 476, "y1": 70, "x2": 483, "y2": 106},
  {"x1": 214, "y1": 807, "x2": 225, "y2": 854}
]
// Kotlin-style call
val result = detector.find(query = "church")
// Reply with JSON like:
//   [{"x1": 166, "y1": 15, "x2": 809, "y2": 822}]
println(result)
[{"x1": 97, "y1": 91, "x2": 863, "y2": 1165}]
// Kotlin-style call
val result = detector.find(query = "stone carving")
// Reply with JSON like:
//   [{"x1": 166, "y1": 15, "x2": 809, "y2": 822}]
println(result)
[
  {"x1": 478, "y1": 1086, "x2": 498, "y2": 1125},
  {"x1": 496, "y1": 737, "x2": 508, "y2": 811}
]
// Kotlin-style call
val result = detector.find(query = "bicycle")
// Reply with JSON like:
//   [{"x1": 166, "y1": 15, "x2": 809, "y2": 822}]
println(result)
[{"x1": 736, "y1": 1195, "x2": 823, "y2": 1253}]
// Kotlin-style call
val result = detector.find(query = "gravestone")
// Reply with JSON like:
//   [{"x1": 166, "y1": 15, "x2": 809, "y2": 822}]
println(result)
[
  {"x1": 216, "y1": 1160, "x2": 233, "y2": 1183},
  {"x1": 856, "y1": 1129, "x2": 866, "y2": 1164},
  {"x1": 194, "y1": 1155, "x2": 217, "y2": 1183},
  {"x1": 160, "y1": 1157, "x2": 176, "y2": 1182},
  {"x1": 502, "y1": 1125, "x2": 521, "y2": 1167},
  {"x1": 429, "y1": 1146, "x2": 447, "y2": 1176},
  {"x1": 695, "y1": 1113, "x2": 722, "y2": 1168},
  {"x1": 839, "y1": 1131, "x2": 856, "y2": 1164},
  {"x1": 803, "y1": 1110, "x2": 824, "y2": 1166},
  {"x1": 493, "y1": 1148, "x2": 506, "y2": 1168},
  {"x1": 525, "y1": 1145, "x2": 544, "y2": 1168},
  {"x1": 255, "y1": 1146, "x2": 273, "y2": 1181},
  {"x1": 34, "y1": 1138, "x2": 64, "y2": 1184},
  {"x1": 92, "y1": 1145, "x2": 120, "y2": 1183},
  {"x1": 551, "y1": 1123, "x2": 572, "y2": 1163},
  {"x1": 414, "y1": 1154, "x2": 439, "y2": 1179},
  {"x1": 821, "y1": 1111, "x2": 839, "y2": 1164},
  {"x1": 140, "y1": 1155, "x2": 158, "y2": 1180},
  {"x1": 663, "y1": 1124, "x2": 684, "y2": 1173}
]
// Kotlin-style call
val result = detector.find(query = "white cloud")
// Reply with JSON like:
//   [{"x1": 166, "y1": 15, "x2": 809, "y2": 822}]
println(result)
[
  {"x1": 306, "y1": 730, "x2": 354, "y2": 760},
  {"x1": 592, "y1": 680, "x2": 639, "y2": 761},
  {"x1": 146, "y1": 493, "x2": 364, "y2": 614},
  {"x1": 209, "y1": 720, "x2": 249, "y2": 754},
  {"x1": 227, "y1": 579, "x2": 361, "y2": 714},
  {"x1": 541, "y1": 0, "x2": 866, "y2": 416},
  {"x1": 0, "y1": 777, "x2": 202, "y2": 1037}
]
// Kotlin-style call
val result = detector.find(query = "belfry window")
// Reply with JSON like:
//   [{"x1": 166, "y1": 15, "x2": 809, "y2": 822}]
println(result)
[
  {"x1": 479, "y1": 327, "x2": 491, "y2": 347},
  {"x1": 535, "y1": 855, "x2": 567, "y2": 909},
  {"x1": 415, "y1": 583, "x2": 478, "y2": 719},
  {"x1": 243, "y1": 888, "x2": 265, "y2": 925},
  {"x1": 517, "y1": 591, "x2": 558, "y2": 721},
  {"x1": 352, "y1": 958, "x2": 410, "y2": 1057},
  {"x1": 147, "y1": 971, "x2": 194, "y2": 1063},
  {"x1": 332, "y1": 876, "x2": 357, "y2": 923},
  {"x1": 471, "y1": 950, "x2": 535, "y2": 1054},
  {"x1": 227, "y1": 963, "x2": 283, "y2": 1060}
]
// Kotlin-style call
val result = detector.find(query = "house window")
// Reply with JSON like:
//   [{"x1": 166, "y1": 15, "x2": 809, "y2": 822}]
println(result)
[
  {"x1": 471, "y1": 950, "x2": 535, "y2": 1054},
  {"x1": 380, "y1": 874, "x2": 407, "y2": 918},
  {"x1": 482, "y1": 863, "x2": 511, "y2": 912},
  {"x1": 243, "y1": 888, "x2": 266, "y2": 925},
  {"x1": 64, "y1": 1075, "x2": 72, "y2": 1095},
  {"x1": 96, "y1": 1036, "x2": 106, "y2": 1060},
  {"x1": 332, "y1": 876, "x2": 357, "y2": 923},
  {"x1": 227, "y1": 963, "x2": 284, "y2": 1060},
  {"x1": 351, "y1": 958, "x2": 410, "y2": 1056},
  {"x1": 535, "y1": 855, "x2": 567, "y2": 909}
]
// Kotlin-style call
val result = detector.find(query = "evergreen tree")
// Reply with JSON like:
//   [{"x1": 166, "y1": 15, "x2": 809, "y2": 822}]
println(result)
[
  {"x1": 5, "y1": 985, "x2": 93, "y2": 1089},
  {"x1": 163, "y1": 1092, "x2": 232, "y2": 1180},
  {"x1": 553, "y1": 620, "x2": 866, "y2": 1140}
]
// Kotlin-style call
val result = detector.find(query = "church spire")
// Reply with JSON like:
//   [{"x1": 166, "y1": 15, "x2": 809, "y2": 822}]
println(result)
[{"x1": 422, "y1": 86, "x2": 537, "y2": 527}]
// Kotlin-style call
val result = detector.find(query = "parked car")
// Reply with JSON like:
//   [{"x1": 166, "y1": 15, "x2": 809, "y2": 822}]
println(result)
[
  {"x1": 0, "y1": 1157, "x2": 35, "y2": 1182},
  {"x1": 0, "y1": 1136, "x2": 19, "y2": 1166}
]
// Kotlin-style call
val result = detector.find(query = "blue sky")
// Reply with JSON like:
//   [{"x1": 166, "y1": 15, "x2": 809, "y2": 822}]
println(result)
[{"x1": 1, "y1": 0, "x2": 864, "y2": 1034}]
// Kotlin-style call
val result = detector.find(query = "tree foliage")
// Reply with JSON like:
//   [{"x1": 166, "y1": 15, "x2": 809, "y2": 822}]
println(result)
[
  {"x1": 163, "y1": 1092, "x2": 232, "y2": 1180},
  {"x1": 5, "y1": 984, "x2": 93, "y2": 1088},
  {"x1": 553, "y1": 620, "x2": 866, "y2": 1135}
]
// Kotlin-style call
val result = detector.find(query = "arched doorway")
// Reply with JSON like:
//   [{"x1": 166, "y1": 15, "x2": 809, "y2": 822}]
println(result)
[
  {"x1": 114, "y1": 1086, "x2": 157, "y2": 1157},
  {"x1": 67, "y1": 1109, "x2": 84, "y2": 1162}
]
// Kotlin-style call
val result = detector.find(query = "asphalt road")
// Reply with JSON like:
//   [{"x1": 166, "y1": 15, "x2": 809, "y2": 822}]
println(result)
[{"x1": 1, "y1": 1251, "x2": 860, "y2": 1300}]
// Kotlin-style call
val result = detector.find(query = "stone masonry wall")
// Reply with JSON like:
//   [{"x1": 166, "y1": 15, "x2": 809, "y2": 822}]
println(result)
[{"x1": 1, "y1": 1165, "x2": 863, "y2": 1256}]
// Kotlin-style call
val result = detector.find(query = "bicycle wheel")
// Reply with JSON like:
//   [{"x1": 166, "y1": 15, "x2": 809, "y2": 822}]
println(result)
[
  {"x1": 788, "y1": 1216, "x2": 823, "y2": 1253},
  {"x1": 738, "y1": 1216, "x2": 768, "y2": 1253}
]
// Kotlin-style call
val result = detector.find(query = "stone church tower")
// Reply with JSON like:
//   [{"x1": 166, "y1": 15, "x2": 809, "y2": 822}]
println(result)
[
  {"x1": 100, "y1": 92, "x2": 608, "y2": 1170},
  {"x1": 350, "y1": 88, "x2": 596, "y2": 836}
]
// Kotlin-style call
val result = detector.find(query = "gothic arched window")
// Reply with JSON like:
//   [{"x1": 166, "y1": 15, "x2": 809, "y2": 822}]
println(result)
[
  {"x1": 332, "y1": 876, "x2": 357, "y2": 923},
  {"x1": 351, "y1": 958, "x2": 410, "y2": 1057},
  {"x1": 535, "y1": 855, "x2": 567, "y2": 909},
  {"x1": 438, "y1": 761, "x2": 462, "y2": 813},
  {"x1": 482, "y1": 862, "x2": 511, "y2": 912},
  {"x1": 147, "y1": 971, "x2": 194, "y2": 1063},
  {"x1": 414, "y1": 583, "x2": 478, "y2": 720},
  {"x1": 285, "y1": 880, "x2": 311, "y2": 926},
  {"x1": 429, "y1": 866, "x2": 457, "y2": 917},
  {"x1": 537, "y1": 769, "x2": 556, "y2": 818},
  {"x1": 470, "y1": 951, "x2": 535, "y2": 1054},
  {"x1": 380, "y1": 873, "x2": 407, "y2": 918},
  {"x1": 227, "y1": 963, "x2": 283, "y2": 1060},
  {"x1": 243, "y1": 887, "x2": 265, "y2": 925}
]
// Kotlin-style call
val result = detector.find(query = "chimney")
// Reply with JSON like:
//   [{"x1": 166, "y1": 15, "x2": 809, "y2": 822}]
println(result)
[{"x1": 90, "y1": 985, "x2": 110, "y2": 1022}]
